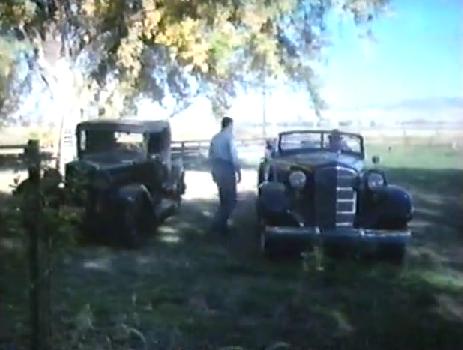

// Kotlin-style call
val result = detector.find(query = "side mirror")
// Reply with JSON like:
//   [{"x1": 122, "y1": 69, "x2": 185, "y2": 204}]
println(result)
[{"x1": 372, "y1": 155, "x2": 380, "y2": 165}]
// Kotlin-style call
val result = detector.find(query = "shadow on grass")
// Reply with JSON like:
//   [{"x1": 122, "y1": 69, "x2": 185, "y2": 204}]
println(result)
[
  {"x1": 0, "y1": 190, "x2": 29, "y2": 346},
  {"x1": 2, "y1": 167, "x2": 463, "y2": 349},
  {"x1": 385, "y1": 168, "x2": 463, "y2": 265},
  {"x1": 51, "y1": 168, "x2": 463, "y2": 349}
]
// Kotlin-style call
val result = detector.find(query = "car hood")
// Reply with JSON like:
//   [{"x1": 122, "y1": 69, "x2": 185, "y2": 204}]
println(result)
[
  {"x1": 272, "y1": 151, "x2": 364, "y2": 172},
  {"x1": 77, "y1": 152, "x2": 146, "y2": 171}
]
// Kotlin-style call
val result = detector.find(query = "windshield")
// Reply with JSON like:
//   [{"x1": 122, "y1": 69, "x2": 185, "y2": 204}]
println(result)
[
  {"x1": 78, "y1": 129, "x2": 145, "y2": 156},
  {"x1": 279, "y1": 131, "x2": 363, "y2": 157}
]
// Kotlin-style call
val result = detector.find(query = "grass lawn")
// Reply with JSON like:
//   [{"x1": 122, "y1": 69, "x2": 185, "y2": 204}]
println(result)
[
  {"x1": 1, "y1": 145, "x2": 462, "y2": 349},
  {"x1": 365, "y1": 143, "x2": 463, "y2": 169}
]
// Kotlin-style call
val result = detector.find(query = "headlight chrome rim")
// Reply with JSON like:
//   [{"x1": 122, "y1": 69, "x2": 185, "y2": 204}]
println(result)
[
  {"x1": 288, "y1": 170, "x2": 307, "y2": 190},
  {"x1": 366, "y1": 171, "x2": 386, "y2": 189}
]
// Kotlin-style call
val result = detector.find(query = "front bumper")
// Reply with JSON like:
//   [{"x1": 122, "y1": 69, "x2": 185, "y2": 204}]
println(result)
[{"x1": 265, "y1": 226, "x2": 411, "y2": 248}]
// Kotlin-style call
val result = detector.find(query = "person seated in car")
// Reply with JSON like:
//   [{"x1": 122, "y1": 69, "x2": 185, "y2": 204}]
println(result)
[{"x1": 328, "y1": 129, "x2": 351, "y2": 152}]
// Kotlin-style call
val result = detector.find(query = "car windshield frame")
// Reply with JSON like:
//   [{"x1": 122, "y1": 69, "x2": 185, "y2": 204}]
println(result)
[
  {"x1": 277, "y1": 130, "x2": 364, "y2": 159},
  {"x1": 77, "y1": 127, "x2": 147, "y2": 158}
]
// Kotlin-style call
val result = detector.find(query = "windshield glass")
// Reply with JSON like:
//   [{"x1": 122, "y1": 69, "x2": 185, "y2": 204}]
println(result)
[
  {"x1": 279, "y1": 131, "x2": 363, "y2": 156},
  {"x1": 79, "y1": 129, "x2": 145, "y2": 155}
]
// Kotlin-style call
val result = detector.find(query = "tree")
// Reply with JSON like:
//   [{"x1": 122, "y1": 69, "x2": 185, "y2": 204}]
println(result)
[{"x1": 0, "y1": 0, "x2": 390, "y2": 122}]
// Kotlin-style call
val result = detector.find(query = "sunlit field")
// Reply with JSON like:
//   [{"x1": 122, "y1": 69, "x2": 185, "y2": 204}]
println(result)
[{"x1": 1, "y1": 142, "x2": 462, "y2": 349}]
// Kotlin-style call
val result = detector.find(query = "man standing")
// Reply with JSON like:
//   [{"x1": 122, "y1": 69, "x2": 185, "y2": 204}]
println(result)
[{"x1": 208, "y1": 117, "x2": 241, "y2": 234}]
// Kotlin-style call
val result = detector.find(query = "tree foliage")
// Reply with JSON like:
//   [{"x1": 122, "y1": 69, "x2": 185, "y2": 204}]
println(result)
[{"x1": 0, "y1": 0, "x2": 390, "y2": 120}]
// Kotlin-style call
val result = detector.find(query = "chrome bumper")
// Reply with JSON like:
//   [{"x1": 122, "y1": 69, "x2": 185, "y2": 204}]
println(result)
[{"x1": 265, "y1": 226, "x2": 411, "y2": 245}]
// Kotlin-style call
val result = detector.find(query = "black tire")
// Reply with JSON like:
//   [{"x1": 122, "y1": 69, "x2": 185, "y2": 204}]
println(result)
[
  {"x1": 260, "y1": 230, "x2": 275, "y2": 258},
  {"x1": 80, "y1": 209, "x2": 103, "y2": 244},
  {"x1": 121, "y1": 196, "x2": 153, "y2": 249},
  {"x1": 257, "y1": 217, "x2": 269, "y2": 255},
  {"x1": 378, "y1": 243, "x2": 406, "y2": 265},
  {"x1": 258, "y1": 219, "x2": 280, "y2": 259}
]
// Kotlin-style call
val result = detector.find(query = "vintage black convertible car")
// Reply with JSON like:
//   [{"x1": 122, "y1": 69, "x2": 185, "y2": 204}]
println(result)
[
  {"x1": 64, "y1": 119, "x2": 185, "y2": 247},
  {"x1": 257, "y1": 129, "x2": 413, "y2": 262}
]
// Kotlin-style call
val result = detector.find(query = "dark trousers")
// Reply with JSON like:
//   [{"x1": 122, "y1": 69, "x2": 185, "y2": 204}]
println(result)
[{"x1": 211, "y1": 161, "x2": 237, "y2": 232}]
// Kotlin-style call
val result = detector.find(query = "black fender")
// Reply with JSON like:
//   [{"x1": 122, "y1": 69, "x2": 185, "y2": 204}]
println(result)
[
  {"x1": 358, "y1": 185, "x2": 413, "y2": 229},
  {"x1": 113, "y1": 184, "x2": 156, "y2": 247},
  {"x1": 257, "y1": 182, "x2": 293, "y2": 225},
  {"x1": 116, "y1": 184, "x2": 154, "y2": 212}
]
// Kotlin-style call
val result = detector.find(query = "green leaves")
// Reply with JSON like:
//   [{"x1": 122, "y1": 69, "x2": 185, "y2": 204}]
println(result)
[
  {"x1": 0, "y1": 0, "x2": 37, "y2": 28},
  {"x1": 0, "y1": 35, "x2": 30, "y2": 114},
  {"x1": 0, "y1": 0, "x2": 390, "y2": 121}
]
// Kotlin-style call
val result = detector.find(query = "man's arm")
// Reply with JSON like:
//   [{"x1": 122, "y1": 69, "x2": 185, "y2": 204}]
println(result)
[
  {"x1": 208, "y1": 135, "x2": 218, "y2": 164},
  {"x1": 229, "y1": 137, "x2": 241, "y2": 182}
]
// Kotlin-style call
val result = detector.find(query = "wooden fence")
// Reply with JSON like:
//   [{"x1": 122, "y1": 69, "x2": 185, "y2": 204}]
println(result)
[
  {"x1": 1, "y1": 141, "x2": 50, "y2": 350},
  {"x1": 172, "y1": 137, "x2": 266, "y2": 154}
]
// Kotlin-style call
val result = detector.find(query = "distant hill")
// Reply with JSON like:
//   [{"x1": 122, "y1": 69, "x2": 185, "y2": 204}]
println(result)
[
  {"x1": 337, "y1": 97, "x2": 463, "y2": 117},
  {"x1": 375, "y1": 97, "x2": 463, "y2": 112}
]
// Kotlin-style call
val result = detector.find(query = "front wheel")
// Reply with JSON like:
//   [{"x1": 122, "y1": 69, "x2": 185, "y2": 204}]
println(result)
[
  {"x1": 258, "y1": 219, "x2": 278, "y2": 259},
  {"x1": 378, "y1": 243, "x2": 406, "y2": 265},
  {"x1": 121, "y1": 197, "x2": 153, "y2": 248}
]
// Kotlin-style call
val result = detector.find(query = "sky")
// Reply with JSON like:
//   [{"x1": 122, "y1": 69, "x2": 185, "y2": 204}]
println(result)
[
  {"x1": 208, "y1": 0, "x2": 463, "y2": 125},
  {"x1": 12, "y1": 0, "x2": 463, "y2": 131},
  {"x1": 320, "y1": 0, "x2": 463, "y2": 108}
]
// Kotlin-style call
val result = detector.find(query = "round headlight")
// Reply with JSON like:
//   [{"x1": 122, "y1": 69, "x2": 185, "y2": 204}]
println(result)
[
  {"x1": 366, "y1": 172, "x2": 385, "y2": 189},
  {"x1": 288, "y1": 170, "x2": 307, "y2": 190}
]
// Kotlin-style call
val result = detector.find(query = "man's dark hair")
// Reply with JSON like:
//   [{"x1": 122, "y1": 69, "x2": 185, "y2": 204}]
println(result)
[{"x1": 221, "y1": 117, "x2": 233, "y2": 129}]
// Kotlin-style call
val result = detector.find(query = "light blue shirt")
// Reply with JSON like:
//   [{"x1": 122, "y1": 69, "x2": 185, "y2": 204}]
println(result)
[{"x1": 208, "y1": 127, "x2": 240, "y2": 172}]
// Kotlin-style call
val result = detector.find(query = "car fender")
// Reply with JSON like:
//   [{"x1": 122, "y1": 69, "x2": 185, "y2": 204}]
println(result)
[
  {"x1": 379, "y1": 185, "x2": 413, "y2": 216},
  {"x1": 258, "y1": 182, "x2": 290, "y2": 215},
  {"x1": 362, "y1": 185, "x2": 413, "y2": 228},
  {"x1": 116, "y1": 184, "x2": 154, "y2": 210}
]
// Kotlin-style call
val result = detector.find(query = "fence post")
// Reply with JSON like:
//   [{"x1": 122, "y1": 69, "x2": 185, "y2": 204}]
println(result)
[{"x1": 25, "y1": 139, "x2": 43, "y2": 350}]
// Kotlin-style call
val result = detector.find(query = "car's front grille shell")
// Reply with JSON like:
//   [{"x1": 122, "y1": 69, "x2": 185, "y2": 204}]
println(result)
[
  {"x1": 314, "y1": 166, "x2": 357, "y2": 229},
  {"x1": 335, "y1": 167, "x2": 357, "y2": 227}
]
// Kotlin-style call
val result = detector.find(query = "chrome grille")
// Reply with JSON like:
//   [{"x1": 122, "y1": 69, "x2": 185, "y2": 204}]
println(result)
[{"x1": 335, "y1": 167, "x2": 356, "y2": 227}]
